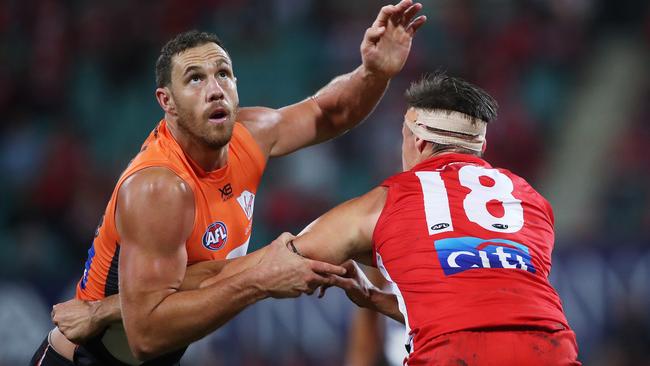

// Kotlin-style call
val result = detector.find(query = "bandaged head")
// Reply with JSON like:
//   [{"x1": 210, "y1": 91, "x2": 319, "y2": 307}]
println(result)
[{"x1": 404, "y1": 107, "x2": 487, "y2": 152}]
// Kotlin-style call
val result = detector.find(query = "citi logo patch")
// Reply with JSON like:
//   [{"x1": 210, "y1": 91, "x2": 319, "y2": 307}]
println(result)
[
  {"x1": 202, "y1": 221, "x2": 228, "y2": 251},
  {"x1": 434, "y1": 237, "x2": 536, "y2": 276}
]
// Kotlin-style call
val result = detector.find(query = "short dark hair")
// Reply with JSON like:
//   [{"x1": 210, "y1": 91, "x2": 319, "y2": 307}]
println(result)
[
  {"x1": 155, "y1": 30, "x2": 227, "y2": 88},
  {"x1": 405, "y1": 71, "x2": 498, "y2": 123}
]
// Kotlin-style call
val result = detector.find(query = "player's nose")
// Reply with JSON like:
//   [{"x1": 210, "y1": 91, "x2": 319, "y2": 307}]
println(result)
[{"x1": 206, "y1": 76, "x2": 225, "y2": 102}]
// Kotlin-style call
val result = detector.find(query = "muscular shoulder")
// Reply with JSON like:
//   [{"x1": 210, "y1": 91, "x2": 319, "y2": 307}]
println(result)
[
  {"x1": 116, "y1": 167, "x2": 195, "y2": 248},
  {"x1": 238, "y1": 107, "x2": 282, "y2": 157},
  {"x1": 119, "y1": 167, "x2": 193, "y2": 206}
]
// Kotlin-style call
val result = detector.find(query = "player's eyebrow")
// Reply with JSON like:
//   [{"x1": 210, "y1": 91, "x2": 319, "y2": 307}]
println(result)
[
  {"x1": 182, "y1": 58, "x2": 231, "y2": 76},
  {"x1": 214, "y1": 58, "x2": 231, "y2": 67},
  {"x1": 182, "y1": 65, "x2": 203, "y2": 76}
]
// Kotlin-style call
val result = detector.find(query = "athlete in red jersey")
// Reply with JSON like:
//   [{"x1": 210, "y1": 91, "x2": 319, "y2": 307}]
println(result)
[
  {"x1": 34, "y1": 2, "x2": 427, "y2": 365},
  {"x1": 48, "y1": 71, "x2": 580, "y2": 365},
  {"x1": 282, "y1": 72, "x2": 580, "y2": 365}
]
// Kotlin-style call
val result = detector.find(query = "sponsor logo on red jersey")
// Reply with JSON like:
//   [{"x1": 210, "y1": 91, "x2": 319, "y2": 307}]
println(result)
[{"x1": 434, "y1": 236, "x2": 535, "y2": 276}]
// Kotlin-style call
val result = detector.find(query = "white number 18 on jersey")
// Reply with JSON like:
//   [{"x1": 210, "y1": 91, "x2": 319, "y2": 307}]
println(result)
[{"x1": 416, "y1": 165, "x2": 524, "y2": 235}]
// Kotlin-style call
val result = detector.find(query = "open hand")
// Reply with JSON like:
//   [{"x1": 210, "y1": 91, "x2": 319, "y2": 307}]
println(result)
[{"x1": 361, "y1": 0, "x2": 427, "y2": 78}]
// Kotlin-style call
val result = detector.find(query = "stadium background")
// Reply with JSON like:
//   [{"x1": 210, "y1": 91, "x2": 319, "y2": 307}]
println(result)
[{"x1": 1, "y1": 0, "x2": 649, "y2": 364}]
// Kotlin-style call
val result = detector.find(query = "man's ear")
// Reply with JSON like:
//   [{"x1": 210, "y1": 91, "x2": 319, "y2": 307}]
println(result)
[
  {"x1": 155, "y1": 87, "x2": 176, "y2": 115},
  {"x1": 415, "y1": 137, "x2": 428, "y2": 154}
]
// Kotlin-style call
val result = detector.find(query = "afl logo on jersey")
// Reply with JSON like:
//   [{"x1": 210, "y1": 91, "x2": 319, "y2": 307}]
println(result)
[{"x1": 202, "y1": 221, "x2": 228, "y2": 251}]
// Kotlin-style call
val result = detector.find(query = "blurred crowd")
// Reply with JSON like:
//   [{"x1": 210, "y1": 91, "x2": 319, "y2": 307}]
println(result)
[{"x1": 0, "y1": 0, "x2": 648, "y2": 365}]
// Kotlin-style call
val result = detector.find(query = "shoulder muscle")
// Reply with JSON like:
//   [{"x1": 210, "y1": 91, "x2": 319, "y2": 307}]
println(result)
[
  {"x1": 116, "y1": 167, "x2": 195, "y2": 253},
  {"x1": 238, "y1": 107, "x2": 281, "y2": 158}
]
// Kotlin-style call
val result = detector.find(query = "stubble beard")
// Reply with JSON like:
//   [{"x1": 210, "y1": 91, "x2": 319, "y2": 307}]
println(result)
[{"x1": 176, "y1": 104, "x2": 235, "y2": 150}]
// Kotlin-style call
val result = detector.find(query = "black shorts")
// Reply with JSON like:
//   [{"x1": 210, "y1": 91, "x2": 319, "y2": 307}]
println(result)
[
  {"x1": 30, "y1": 335, "x2": 74, "y2": 366},
  {"x1": 30, "y1": 333, "x2": 185, "y2": 366}
]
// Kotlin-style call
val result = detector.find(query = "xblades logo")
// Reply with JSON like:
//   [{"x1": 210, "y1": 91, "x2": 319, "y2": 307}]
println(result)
[{"x1": 219, "y1": 183, "x2": 233, "y2": 200}]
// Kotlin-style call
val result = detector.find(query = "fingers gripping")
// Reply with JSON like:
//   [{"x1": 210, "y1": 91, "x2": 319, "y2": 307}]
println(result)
[
  {"x1": 277, "y1": 232, "x2": 296, "y2": 246},
  {"x1": 308, "y1": 259, "x2": 347, "y2": 276}
]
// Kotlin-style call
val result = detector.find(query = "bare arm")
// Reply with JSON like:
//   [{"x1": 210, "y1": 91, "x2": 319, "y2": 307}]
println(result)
[
  {"x1": 292, "y1": 187, "x2": 387, "y2": 265},
  {"x1": 288, "y1": 187, "x2": 404, "y2": 323},
  {"x1": 116, "y1": 168, "x2": 345, "y2": 361},
  {"x1": 241, "y1": 0, "x2": 426, "y2": 158},
  {"x1": 116, "y1": 167, "x2": 268, "y2": 360},
  {"x1": 51, "y1": 256, "x2": 244, "y2": 344},
  {"x1": 52, "y1": 295, "x2": 121, "y2": 344}
]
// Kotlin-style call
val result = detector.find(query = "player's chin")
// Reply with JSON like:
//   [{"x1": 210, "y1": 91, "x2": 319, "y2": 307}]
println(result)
[{"x1": 203, "y1": 127, "x2": 233, "y2": 148}]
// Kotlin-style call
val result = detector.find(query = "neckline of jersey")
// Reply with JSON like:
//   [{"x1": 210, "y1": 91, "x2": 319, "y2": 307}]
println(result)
[
  {"x1": 159, "y1": 119, "x2": 232, "y2": 182},
  {"x1": 411, "y1": 152, "x2": 491, "y2": 172}
]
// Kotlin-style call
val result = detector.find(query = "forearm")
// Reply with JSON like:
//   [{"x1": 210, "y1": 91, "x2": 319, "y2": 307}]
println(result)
[
  {"x1": 180, "y1": 259, "x2": 231, "y2": 290},
  {"x1": 124, "y1": 267, "x2": 266, "y2": 360},
  {"x1": 312, "y1": 65, "x2": 389, "y2": 135},
  {"x1": 198, "y1": 247, "x2": 266, "y2": 288},
  {"x1": 91, "y1": 294, "x2": 121, "y2": 326},
  {"x1": 70, "y1": 259, "x2": 238, "y2": 333},
  {"x1": 368, "y1": 287, "x2": 404, "y2": 324}
]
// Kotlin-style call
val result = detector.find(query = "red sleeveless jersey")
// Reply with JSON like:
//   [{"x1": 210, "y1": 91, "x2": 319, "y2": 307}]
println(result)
[
  {"x1": 77, "y1": 120, "x2": 266, "y2": 301},
  {"x1": 372, "y1": 153, "x2": 570, "y2": 364}
]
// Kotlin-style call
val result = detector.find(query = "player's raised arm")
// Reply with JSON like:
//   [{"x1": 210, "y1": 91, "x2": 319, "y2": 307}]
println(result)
[{"x1": 241, "y1": 0, "x2": 427, "y2": 157}]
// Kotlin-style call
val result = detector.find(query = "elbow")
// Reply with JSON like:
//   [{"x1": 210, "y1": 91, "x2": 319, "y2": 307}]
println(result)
[
  {"x1": 129, "y1": 339, "x2": 156, "y2": 362},
  {"x1": 130, "y1": 341, "x2": 163, "y2": 362},
  {"x1": 127, "y1": 330, "x2": 164, "y2": 361}
]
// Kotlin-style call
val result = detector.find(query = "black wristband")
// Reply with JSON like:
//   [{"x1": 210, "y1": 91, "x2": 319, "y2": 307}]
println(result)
[{"x1": 287, "y1": 240, "x2": 304, "y2": 257}]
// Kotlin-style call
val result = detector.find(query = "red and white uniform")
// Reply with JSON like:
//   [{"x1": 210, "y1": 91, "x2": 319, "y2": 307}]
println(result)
[{"x1": 373, "y1": 153, "x2": 579, "y2": 365}]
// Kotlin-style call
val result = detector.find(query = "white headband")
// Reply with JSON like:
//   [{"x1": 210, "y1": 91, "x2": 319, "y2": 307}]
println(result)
[{"x1": 404, "y1": 108, "x2": 487, "y2": 152}]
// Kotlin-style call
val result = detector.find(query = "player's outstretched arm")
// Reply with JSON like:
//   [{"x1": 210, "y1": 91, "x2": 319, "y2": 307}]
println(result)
[
  {"x1": 241, "y1": 0, "x2": 427, "y2": 158},
  {"x1": 116, "y1": 167, "x2": 345, "y2": 361},
  {"x1": 283, "y1": 186, "x2": 404, "y2": 323}
]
